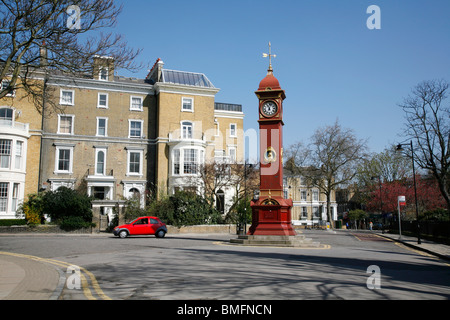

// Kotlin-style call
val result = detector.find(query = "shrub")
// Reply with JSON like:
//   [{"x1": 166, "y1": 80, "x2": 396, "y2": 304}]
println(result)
[
  {"x1": 59, "y1": 216, "x2": 94, "y2": 231},
  {"x1": 43, "y1": 187, "x2": 93, "y2": 226},
  {"x1": 17, "y1": 193, "x2": 45, "y2": 225},
  {"x1": 148, "y1": 191, "x2": 223, "y2": 227},
  {"x1": 423, "y1": 208, "x2": 449, "y2": 221},
  {"x1": 123, "y1": 196, "x2": 146, "y2": 222},
  {"x1": 0, "y1": 219, "x2": 27, "y2": 227}
]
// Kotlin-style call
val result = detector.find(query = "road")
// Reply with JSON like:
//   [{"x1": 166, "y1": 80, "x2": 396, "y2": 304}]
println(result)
[{"x1": 0, "y1": 229, "x2": 449, "y2": 300}]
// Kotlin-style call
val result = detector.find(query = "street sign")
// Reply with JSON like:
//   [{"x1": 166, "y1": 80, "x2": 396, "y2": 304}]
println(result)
[{"x1": 398, "y1": 196, "x2": 406, "y2": 206}]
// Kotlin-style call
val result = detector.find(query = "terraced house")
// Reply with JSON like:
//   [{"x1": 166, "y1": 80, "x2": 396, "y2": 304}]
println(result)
[{"x1": 0, "y1": 57, "x2": 245, "y2": 223}]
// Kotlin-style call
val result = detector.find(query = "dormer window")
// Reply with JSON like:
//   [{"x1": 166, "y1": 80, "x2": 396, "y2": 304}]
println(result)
[{"x1": 99, "y1": 67, "x2": 108, "y2": 81}]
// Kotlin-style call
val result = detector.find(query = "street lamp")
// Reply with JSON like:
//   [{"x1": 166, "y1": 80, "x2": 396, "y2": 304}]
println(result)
[
  {"x1": 371, "y1": 175, "x2": 384, "y2": 233},
  {"x1": 242, "y1": 162, "x2": 253, "y2": 235},
  {"x1": 396, "y1": 141, "x2": 421, "y2": 244}
]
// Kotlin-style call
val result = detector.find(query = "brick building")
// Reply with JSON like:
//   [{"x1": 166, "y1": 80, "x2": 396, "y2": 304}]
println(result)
[
  {"x1": 0, "y1": 57, "x2": 244, "y2": 221},
  {"x1": 283, "y1": 168, "x2": 338, "y2": 227}
]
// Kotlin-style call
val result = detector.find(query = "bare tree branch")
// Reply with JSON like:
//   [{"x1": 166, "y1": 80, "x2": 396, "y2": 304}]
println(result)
[
  {"x1": 286, "y1": 120, "x2": 369, "y2": 227},
  {"x1": 399, "y1": 79, "x2": 450, "y2": 211},
  {"x1": 0, "y1": 0, "x2": 143, "y2": 113}
]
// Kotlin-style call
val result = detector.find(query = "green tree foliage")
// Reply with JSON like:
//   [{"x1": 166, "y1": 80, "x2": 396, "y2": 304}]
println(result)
[
  {"x1": 43, "y1": 187, "x2": 94, "y2": 230},
  {"x1": 347, "y1": 209, "x2": 368, "y2": 222},
  {"x1": 148, "y1": 191, "x2": 223, "y2": 228},
  {"x1": 17, "y1": 192, "x2": 46, "y2": 225}
]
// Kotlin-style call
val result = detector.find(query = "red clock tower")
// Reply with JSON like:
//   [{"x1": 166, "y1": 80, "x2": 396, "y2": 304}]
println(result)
[{"x1": 248, "y1": 47, "x2": 296, "y2": 236}]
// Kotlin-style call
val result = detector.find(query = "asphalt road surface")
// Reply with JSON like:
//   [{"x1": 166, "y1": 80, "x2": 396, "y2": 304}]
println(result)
[{"x1": 1, "y1": 229, "x2": 449, "y2": 301}]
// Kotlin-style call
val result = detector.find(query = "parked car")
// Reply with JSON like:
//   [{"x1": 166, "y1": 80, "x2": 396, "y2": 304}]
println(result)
[{"x1": 113, "y1": 216, "x2": 167, "y2": 238}]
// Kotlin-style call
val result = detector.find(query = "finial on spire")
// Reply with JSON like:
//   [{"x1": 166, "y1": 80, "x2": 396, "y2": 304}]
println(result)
[{"x1": 262, "y1": 41, "x2": 276, "y2": 74}]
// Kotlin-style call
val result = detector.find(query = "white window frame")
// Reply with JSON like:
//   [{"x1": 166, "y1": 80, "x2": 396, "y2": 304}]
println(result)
[
  {"x1": 313, "y1": 206, "x2": 320, "y2": 218},
  {"x1": 0, "y1": 139, "x2": 11, "y2": 169},
  {"x1": 11, "y1": 183, "x2": 19, "y2": 213},
  {"x1": 183, "y1": 148, "x2": 198, "y2": 175},
  {"x1": 300, "y1": 189, "x2": 307, "y2": 201},
  {"x1": 0, "y1": 107, "x2": 14, "y2": 123},
  {"x1": 130, "y1": 96, "x2": 144, "y2": 111},
  {"x1": 14, "y1": 141, "x2": 23, "y2": 170},
  {"x1": 181, "y1": 97, "x2": 194, "y2": 112},
  {"x1": 1, "y1": 80, "x2": 15, "y2": 97},
  {"x1": 181, "y1": 121, "x2": 193, "y2": 139},
  {"x1": 57, "y1": 114, "x2": 75, "y2": 135},
  {"x1": 228, "y1": 146, "x2": 237, "y2": 162},
  {"x1": 171, "y1": 147, "x2": 204, "y2": 177},
  {"x1": 96, "y1": 117, "x2": 108, "y2": 137},
  {"x1": 0, "y1": 182, "x2": 8, "y2": 212},
  {"x1": 126, "y1": 148, "x2": 144, "y2": 176},
  {"x1": 54, "y1": 145, "x2": 74, "y2": 174},
  {"x1": 60, "y1": 89, "x2": 74, "y2": 106},
  {"x1": 97, "y1": 93, "x2": 109, "y2": 109},
  {"x1": 95, "y1": 147, "x2": 107, "y2": 176},
  {"x1": 214, "y1": 120, "x2": 220, "y2": 137},
  {"x1": 229, "y1": 123, "x2": 237, "y2": 137},
  {"x1": 301, "y1": 207, "x2": 308, "y2": 218},
  {"x1": 312, "y1": 189, "x2": 319, "y2": 202},
  {"x1": 173, "y1": 149, "x2": 181, "y2": 175},
  {"x1": 99, "y1": 67, "x2": 108, "y2": 81},
  {"x1": 128, "y1": 120, "x2": 143, "y2": 138}
]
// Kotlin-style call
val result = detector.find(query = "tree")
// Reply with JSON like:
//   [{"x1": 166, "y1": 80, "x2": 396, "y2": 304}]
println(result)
[
  {"x1": 399, "y1": 79, "x2": 450, "y2": 212},
  {"x1": 357, "y1": 145, "x2": 413, "y2": 186},
  {"x1": 148, "y1": 190, "x2": 223, "y2": 228},
  {"x1": 366, "y1": 175, "x2": 446, "y2": 218},
  {"x1": 287, "y1": 120, "x2": 368, "y2": 227},
  {"x1": 42, "y1": 187, "x2": 94, "y2": 230},
  {"x1": 347, "y1": 209, "x2": 368, "y2": 229},
  {"x1": 192, "y1": 160, "x2": 259, "y2": 216},
  {"x1": 0, "y1": 0, "x2": 141, "y2": 112}
]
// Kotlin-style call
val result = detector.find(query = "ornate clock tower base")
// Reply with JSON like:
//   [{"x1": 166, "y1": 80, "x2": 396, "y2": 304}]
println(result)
[{"x1": 248, "y1": 197, "x2": 296, "y2": 236}]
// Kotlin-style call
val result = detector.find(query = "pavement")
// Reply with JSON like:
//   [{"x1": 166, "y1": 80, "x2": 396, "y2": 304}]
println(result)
[{"x1": 0, "y1": 230, "x2": 449, "y2": 300}]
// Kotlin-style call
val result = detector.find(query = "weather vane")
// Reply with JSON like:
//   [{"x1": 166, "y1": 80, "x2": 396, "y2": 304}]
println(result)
[{"x1": 262, "y1": 42, "x2": 276, "y2": 71}]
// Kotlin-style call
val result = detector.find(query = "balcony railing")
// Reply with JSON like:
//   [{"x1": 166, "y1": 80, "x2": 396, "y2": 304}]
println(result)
[{"x1": 0, "y1": 120, "x2": 29, "y2": 132}]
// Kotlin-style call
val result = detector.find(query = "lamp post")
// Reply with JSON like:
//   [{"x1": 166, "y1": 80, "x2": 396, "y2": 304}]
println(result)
[
  {"x1": 396, "y1": 141, "x2": 421, "y2": 244},
  {"x1": 371, "y1": 175, "x2": 384, "y2": 233},
  {"x1": 242, "y1": 162, "x2": 253, "y2": 235}
]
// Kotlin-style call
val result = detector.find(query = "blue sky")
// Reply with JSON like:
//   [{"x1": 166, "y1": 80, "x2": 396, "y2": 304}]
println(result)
[{"x1": 113, "y1": 0, "x2": 450, "y2": 154}]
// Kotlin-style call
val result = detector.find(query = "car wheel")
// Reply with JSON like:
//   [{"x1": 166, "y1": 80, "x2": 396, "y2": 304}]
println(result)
[
  {"x1": 156, "y1": 230, "x2": 166, "y2": 238},
  {"x1": 118, "y1": 230, "x2": 128, "y2": 238}
]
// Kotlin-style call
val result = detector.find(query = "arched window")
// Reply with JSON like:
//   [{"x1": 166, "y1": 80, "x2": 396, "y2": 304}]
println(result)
[
  {"x1": 96, "y1": 151, "x2": 105, "y2": 175},
  {"x1": 129, "y1": 188, "x2": 140, "y2": 199}
]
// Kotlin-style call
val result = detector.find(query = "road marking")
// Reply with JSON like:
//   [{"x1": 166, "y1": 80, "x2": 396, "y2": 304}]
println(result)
[{"x1": 0, "y1": 252, "x2": 111, "y2": 300}]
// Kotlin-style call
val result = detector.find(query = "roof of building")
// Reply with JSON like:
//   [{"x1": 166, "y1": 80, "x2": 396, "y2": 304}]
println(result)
[
  {"x1": 145, "y1": 59, "x2": 215, "y2": 88},
  {"x1": 160, "y1": 69, "x2": 215, "y2": 88}
]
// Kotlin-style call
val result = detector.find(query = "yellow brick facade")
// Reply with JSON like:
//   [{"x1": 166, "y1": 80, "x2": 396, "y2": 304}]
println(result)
[
  {"x1": 284, "y1": 173, "x2": 337, "y2": 226},
  {"x1": 0, "y1": 78, "x2": 44, "y2": 218},
  {"x1": 1, "y1": 58, "x2": 245, "y2": 220}
]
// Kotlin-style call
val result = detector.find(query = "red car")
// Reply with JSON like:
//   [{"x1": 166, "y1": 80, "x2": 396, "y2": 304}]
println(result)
[{"x1": 113, "y1": 216, "x2": 167, "y2": 238}]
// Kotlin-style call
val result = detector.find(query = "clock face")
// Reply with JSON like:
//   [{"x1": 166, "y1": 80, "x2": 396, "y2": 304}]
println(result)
[{"x1": 261, "y1": 101, "x2": 278, "y2": 117}]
